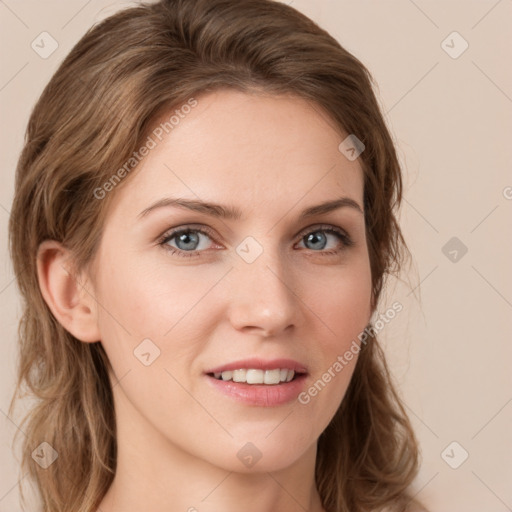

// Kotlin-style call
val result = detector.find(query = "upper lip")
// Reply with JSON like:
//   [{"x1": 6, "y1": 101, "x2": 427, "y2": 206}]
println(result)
[{"x1": 205, "y1": 358, "x2": 308, "y2": 374}]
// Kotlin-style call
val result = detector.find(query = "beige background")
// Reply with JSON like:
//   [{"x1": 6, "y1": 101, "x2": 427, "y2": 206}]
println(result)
[{"x1": 1, "y1": 1, "x2": 511, "y2": 511}]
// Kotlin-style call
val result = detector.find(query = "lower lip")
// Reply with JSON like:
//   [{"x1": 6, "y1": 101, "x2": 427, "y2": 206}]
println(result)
[{"x1": 206, "y1": 374, "x2": 308, "y2": 407}]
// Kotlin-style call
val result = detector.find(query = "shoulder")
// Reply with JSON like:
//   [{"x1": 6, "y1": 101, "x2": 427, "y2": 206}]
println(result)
[
  {"x1": 404, "y1": 500, "x2": 429, "y2": 512},
  {"x1": 378, "y1": 500, "x2": 429, "y2": 512}
]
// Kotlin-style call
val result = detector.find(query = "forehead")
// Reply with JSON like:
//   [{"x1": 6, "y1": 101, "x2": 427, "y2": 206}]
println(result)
[{"x1": 109, "y1": 89, "x2": 364, "y2": 219}]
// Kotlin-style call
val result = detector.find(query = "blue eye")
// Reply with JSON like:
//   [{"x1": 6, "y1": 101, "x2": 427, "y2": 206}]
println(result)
[
  {"x1": 158, "y1": 224, "x2": 353, "y2": 258},
  {"x1": 159, "y1": 227, "x2": 215, "y2": 257},
  {"x1": 298, "y1": 227, "x2": 353, "y2": 254}
]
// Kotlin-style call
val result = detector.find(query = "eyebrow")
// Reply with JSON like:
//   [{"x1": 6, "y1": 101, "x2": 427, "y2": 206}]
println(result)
[{"x1": 137, "y1": 196, "x2": 364, "y2": 221}]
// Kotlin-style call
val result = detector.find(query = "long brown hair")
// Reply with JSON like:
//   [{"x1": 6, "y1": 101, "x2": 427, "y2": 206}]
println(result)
[{"x1": 8, "y1": 1, "x2": 424, "y2": 510}]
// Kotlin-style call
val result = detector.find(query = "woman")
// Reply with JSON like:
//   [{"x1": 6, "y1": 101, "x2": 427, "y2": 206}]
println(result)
[{"x1": 8, "y1": 0, "x2": 428, "y2": 511}]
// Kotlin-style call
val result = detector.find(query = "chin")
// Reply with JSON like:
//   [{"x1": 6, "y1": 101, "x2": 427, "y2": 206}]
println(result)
[{"x1": 205, "y1": 431, "x2": 316, "y2": 474}]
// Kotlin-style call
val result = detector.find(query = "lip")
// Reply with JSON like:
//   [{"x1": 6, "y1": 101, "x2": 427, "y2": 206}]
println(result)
[
  {"x1": 205, "y1": 358, "x2": 308, "y2": 374},
  {"x1": 206, "y1": 373, "x2": 308, "y2": 407},
  {"x1": 204, "y1": 358, "x2": 309, "y2": 407}
]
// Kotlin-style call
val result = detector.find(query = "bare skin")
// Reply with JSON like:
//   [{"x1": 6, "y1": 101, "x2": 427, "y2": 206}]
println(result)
[{"x1": 37, "y1": 89, "x2": 372, "y2": 512}]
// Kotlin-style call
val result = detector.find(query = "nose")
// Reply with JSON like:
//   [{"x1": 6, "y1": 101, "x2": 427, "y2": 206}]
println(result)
[{"x1": 227, "y1": 247, "x2": 299, "y2": 337}]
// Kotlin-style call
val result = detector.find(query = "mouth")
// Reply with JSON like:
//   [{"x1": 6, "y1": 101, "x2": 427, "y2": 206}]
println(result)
[{"x1": 204, "y1": 358, "x2": 309, "y2": 406}]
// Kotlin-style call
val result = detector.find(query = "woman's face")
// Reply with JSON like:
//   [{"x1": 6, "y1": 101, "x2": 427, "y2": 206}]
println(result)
[{"x1": 89, "y1": 89, "x2": 372, "y2": 472}]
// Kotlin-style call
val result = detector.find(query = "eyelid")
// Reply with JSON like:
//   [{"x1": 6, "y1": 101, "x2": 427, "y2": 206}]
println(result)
[
  {"x1": 157, "y1": 223, "x2": 219, "y2": 246},
  {"x1": 295, "y1": 223, "x2": 350, "y2": 241}
]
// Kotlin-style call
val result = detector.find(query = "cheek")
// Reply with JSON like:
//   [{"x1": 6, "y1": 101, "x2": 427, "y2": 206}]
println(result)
[
  {"x1": 94, "y1": 255, "x2": 222, "y2": 371},
  {"x1": 298, "y1": 258, "x2": 371, "y2": 415},
  {"x1": 311, "y1": 258, "x2": 372, "y2": 351},
  {"x1": 98, "y1": 252, "x2": 196, "y2": 331}
]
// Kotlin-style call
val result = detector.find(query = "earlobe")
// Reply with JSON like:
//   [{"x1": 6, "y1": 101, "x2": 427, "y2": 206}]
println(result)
[{"x1": 36, "y1": 240, "x2": 101, "y2": 343}]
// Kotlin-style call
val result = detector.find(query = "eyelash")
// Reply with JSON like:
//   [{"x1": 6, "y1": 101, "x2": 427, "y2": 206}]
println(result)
[{"x1": 157, "y1": 224, "x2": 354, "y2": 258}]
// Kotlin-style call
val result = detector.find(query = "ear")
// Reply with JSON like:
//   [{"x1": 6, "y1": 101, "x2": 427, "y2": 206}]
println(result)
[{"x1": 36, "y1": 240, "x2": 101, "y2": 343}]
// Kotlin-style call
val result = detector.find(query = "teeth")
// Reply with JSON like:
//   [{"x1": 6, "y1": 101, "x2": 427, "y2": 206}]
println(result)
[
  {"x1": 246, "y1": 369, "x2": 264, "y2": 384},
  {"x1": 214, "y1": 368, "x2": 297, "y2": 384},
  {"x1": 264, "y1": 369, "x2": 281, "y2": 384},
  {"x1": 232, "y1": 369, "x2": 246, "y2": 382}
]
